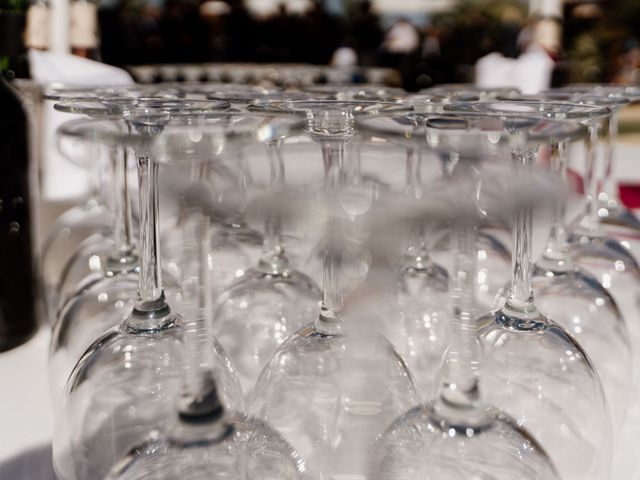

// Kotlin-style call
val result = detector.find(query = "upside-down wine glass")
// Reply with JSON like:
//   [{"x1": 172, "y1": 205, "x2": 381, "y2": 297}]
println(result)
[
  {"x1": 560, "y1": 84, "x2": 640, "y2": 233},
  {"x1": 246, "y1": 100, "x2": 420, "y2": 479},
  {"x1": 356, "y1": 111, "x2": 450, "y2": 399},
  {"x1": 440, "y1": 112, "x2": 612, "y2": 480},
  {"x1": 49, "y1": 98, "x2": 228, "y2": 407},
  {"x1": 105, "y1": 166, "x2": 305, "y2": 480},
  {"x1": 211, "y1": 129, "x2": 322, "y2": 395},
  {"x1": 372, "y1": 113, "x2": 560, "y2": 480},
  {"x1": 51, "y1": 107, "x2": 279, "y2": 480},
  {"x1": 418, "y1": 88, "x2": 517, "y2": 313},
  {"x1": 40, "y1": 85, "x2": 185, "y2": 320},
  {"x1": 159, "y1": 89, "x2": 321, "y2": 297},
  {"x1": 448, "y1": 98, "x2": 632, "y2": 438}
]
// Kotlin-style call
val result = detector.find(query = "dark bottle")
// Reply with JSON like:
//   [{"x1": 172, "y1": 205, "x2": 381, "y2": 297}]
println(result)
[
  {"x1": 0, "y1": 72, "x2": 38, "y2": 352},
  {"x1": 0, "y1": 0, "x2": 30, "y2": 79}
]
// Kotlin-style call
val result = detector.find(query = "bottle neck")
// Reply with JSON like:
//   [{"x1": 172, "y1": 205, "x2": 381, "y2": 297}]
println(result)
[{"x1": 0, "y1": 8, "x2": 30, "y2": 79}]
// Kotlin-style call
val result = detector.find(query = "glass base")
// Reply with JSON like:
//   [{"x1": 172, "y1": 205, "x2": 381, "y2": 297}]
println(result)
[{"x1": 599, "y1": 201, "x2": 640, "y2": 233}]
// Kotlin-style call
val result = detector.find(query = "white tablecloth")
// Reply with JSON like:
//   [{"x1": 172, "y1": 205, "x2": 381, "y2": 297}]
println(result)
[{"x1": 2, "y1": 325, "x2": 640, "y2": 479}]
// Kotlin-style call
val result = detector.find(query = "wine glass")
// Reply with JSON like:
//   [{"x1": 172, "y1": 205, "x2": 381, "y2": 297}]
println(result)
[
  {"x1": 512, "y1": 92, "x2": 640, "y2": 387},
  {"x1": 559, "y1": 84, "x2": 640, "y2": 233},
  {"x1": 415, "y1": 88, "x2": 519, "y2": 313},
  {"x1": 435, "y1": 110, "x2": 612, "y2": 480},
  {"x1": 210, "y1": 136, "x2": 323, "y2": 396},
  {"x1": 246, "y1": 100, "x2": 421, "y2": 479},
  {"x1": 447, "y1": 98, "x2": 632, "y2": 438},
  {"x1": 40, "y1": 85, "x2": 186, "y2": 320},
  {"x1": 160, "y1": 88, "x2": 321, "y2": 297},
  {"x1": 105, "y1": 206, "x2": 306, "y2": 480},
  {"x1": 52, "y1": 108, "x2": 290, "y2": 480},
  {"x1": 372, "y1": 113, "x2": 560, "y2": 480},
  {"x1": 49, "y1": 98, "x2": 229, "y2": 407},
  {"x1": 355, "y1": 111, "x2": 450, "y2": 398},
  {"x1": 51, "y1": 94, "x2": 196, "y2": 309}
]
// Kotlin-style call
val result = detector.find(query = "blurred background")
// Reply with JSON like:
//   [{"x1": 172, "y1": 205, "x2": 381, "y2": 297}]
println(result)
[{"x1": 2, "y1": 0, "x2": 640, "y2": 91}]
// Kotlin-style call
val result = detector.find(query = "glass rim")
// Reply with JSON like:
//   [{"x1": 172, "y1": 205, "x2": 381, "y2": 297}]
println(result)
[
  {"x1": 444, "y1": 100, "x2": 612, "y2": 120},
  {"x1": 357, "y1": 111, "x2": 586, "y2": 144},
  {"x1": 53, "y1": 97, "x2": 231, "y2": 117},
  {"x1": 44, "y1": 84, "x2": 186, "y2": 101},
  {"x1": 56, "y1": 110, "x2": 306, "y2": 159},
  {"x1": 247, "y1": 99, "x2": 414, "y2": 115}
]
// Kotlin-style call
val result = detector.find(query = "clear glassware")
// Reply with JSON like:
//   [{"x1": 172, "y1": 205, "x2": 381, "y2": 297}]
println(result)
[
  {"x1": 160, "y1": 88, "x2": 321, "y2": 297},
  {"x1": 211, "y1": 136, "x2": 322, "y2": 395},
  {"x1": 39, "y1": 129, "x2": 112, "y2": 322},
  {"x1": 51, "y1": 95, "x2": 188, "y2": 310},
  {"x1": 40, "y1": 85, "x2": 186, "y2": 320},
  {"x1": 416, "y1": 87, "x2": 519, "y2": 313},
  {"x1": 356, "y1": 112, "x2": 449, "y2": 398},
  {"x1": 449, "y1": 98, "x2": 632, "y2": 438},
  {"x1": 52, "y1": 107, "x2": 274, "y2": 480},
  {"x1": 106, "y1": 209, "x2": 306, "y2": 480},
  {"x1": 559, "y1": 84, "x2": 640, "y2": 233},
  {"x1": 453, "y1": 113, "x2": 613, "y2": 480},
  {"x1": 372, "y1": 114, "x2": 559, "y2": 480},
  {"x1": 49, "y1": 98, "x2": 224, "y2": 406},
  {"x1": 246, "y1": 100, "x2": 420, "y2": 479},
  {"x1": 49, "y1": 102, "x2": 138, "y2": 406}
]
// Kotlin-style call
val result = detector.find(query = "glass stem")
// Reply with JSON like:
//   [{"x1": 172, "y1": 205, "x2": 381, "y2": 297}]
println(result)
[
  {"x1": 405, "y1": 147, "x2": 430, "y2": 266},
  {"x1": 317, "y1": 140, "x2": 345, "y2": 334},
  {"x1": 541, "y1": 141, "x2": 571, "y2": 268},
  {"x1": 436, "y1": 220, "x2": 481, "y2": 407},
  {"x1": 506, "y1": 150, "x2": 536, "y2": 310},
  {"x1": 90, "y1": 144, "x2": 108, "y2": 209},
  {"x1": 107, "y1": 144, "x2": 136, "y2": 270},
  {"x1": 578, "y1": 120, "x2": 605, "y2": 235},
  {"x1": 177, "y1": 210, "x2": 227, "y2": 428},
  {"x1": 183, "y1": 211, "x2": 214, "y2": 400},
  {"x1": 130, "y1": 150, "x2": 171, "y2": 327},
  {"x1": 601, "y1": 110, "x2": 619, "y2": 208},
  {"x1": 259, "y1": 139, "x2": 287, "y2": 274}
]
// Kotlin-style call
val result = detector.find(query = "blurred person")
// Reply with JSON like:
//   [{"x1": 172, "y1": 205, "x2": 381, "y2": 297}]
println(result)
[
  {"x1": 100, "y1": 0, "x2": 167, "y2": 66},
  {"x1": 415, "y1": 24, "x2": 446, "y2": 88},
  {"x1": 224, "y1": 0, "x2": 256, "y2": 61},
  {"x1": 381, "y1": 18, "x2": 420, "y2": 56},
  {"x1": 267, "y1": 3, "x2": 305, "y2": 62},
  {"x1": 160, "y1": 0, "x2": 209, "y2": 62},
  {"x1": 498, "y1": 5, "x2": 525, "y2": 58},
  {"x1": 380, "y1": 18, "x2": 421, "y2": 91},
  {"x1": 198, "y1": 0, "x2": 230, "y2": 62},
  {"x1": 303, "y1": 0, "x2": 344, "y2": 64},
  {"x1": 612, "y1": 39, "x2": 640, "y2": 84},
  {"x1": 476, "y1": 16, "x2": 556, "y2": 94},
  {"x1": 349, "y1": 0, "x2": 383, "y2": 66}
]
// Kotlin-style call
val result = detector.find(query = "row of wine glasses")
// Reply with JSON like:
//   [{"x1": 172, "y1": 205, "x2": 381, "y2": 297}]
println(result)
[{"x1": 42, "y1": 82, "x2": 640, "y2": 480}]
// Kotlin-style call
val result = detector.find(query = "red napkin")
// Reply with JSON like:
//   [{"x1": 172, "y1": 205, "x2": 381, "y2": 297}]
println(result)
[{"x1": 619, "y1": 184, "x2": 640, "y2": 209}]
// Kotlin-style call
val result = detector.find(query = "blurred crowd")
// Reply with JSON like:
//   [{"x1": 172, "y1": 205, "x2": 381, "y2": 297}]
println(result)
[
  {"x1": 98, "y1": 0, "x2": 640, "y2": 90},
  {"x1": 99, "y1": 0, "x2": 535, "y2": 90}
]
